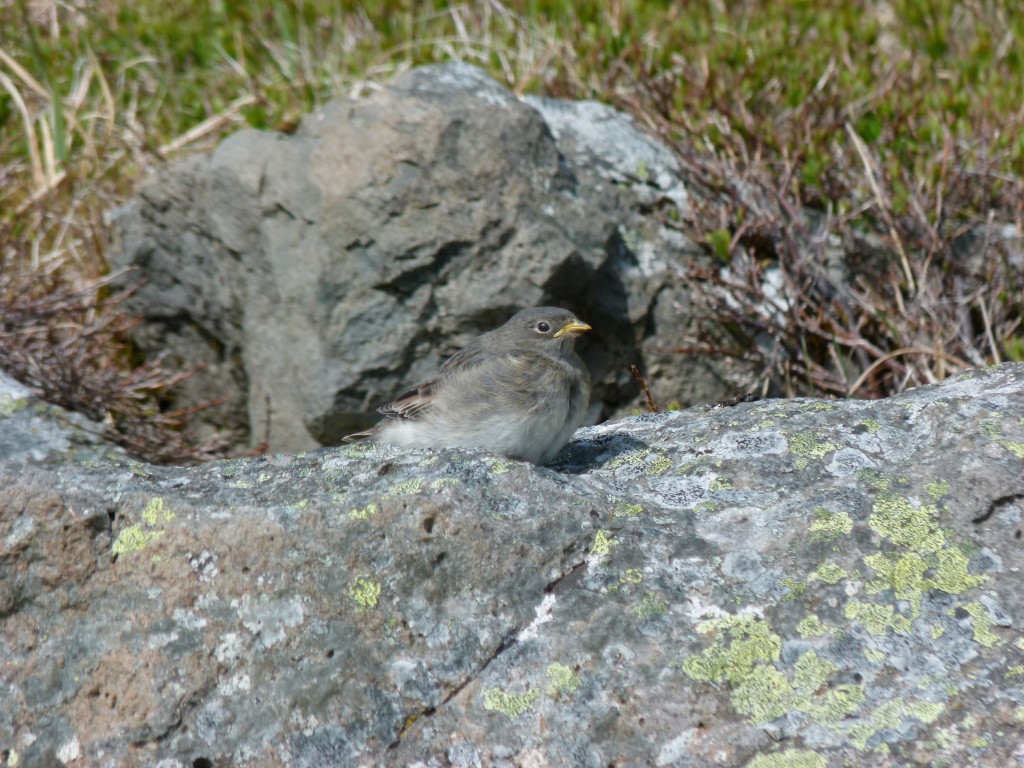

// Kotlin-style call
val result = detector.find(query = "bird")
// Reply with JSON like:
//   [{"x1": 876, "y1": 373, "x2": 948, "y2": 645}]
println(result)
[{"x1": 343, "y1": 307, "x2": 592, "y2": 464}]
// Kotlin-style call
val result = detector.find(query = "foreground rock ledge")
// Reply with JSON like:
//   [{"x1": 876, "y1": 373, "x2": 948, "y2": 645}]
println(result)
[{"x1": 2, "y1": 365, "x2": 1023, "y2": 767}]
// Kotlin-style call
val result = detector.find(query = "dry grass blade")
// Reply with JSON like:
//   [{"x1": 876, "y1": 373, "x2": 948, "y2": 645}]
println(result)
[
  {"x1": 159, "y1": 94, "x2": 259, "y2": 156},
  {"x1": 0, "y1": 71, "x2": 45, "y2": 190},
  {"x1": 845, "y1": 122, "x2": 916, "y2": 296}
]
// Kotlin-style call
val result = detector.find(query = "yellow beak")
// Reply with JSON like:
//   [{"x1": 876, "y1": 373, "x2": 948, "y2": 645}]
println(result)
[{"x1": 553, "y1": 320, "x2": 592, "y2": 338}]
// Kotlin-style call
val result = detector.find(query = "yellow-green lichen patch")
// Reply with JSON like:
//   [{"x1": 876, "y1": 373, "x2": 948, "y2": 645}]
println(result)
[
  {"x1": 961, "y1": 602, "x2": 1004, "y2": 647},
  {"x1": 863, "y1": 648, "x2": 886, "y2": 662},
  {"x1": 747, "y1": 750, "x2": 826, "y2": 768},
  {"x1": 614, "y1": 503, "x2": 643, "y2": 517},
  {"x1": 791, "y1": 651, "x2": 866, "y2": 726},
  {"x1": 112, "y1": 497, "x2": 173, "y2": 557},
  {"x1": 856, "y1": 471, "x2": 889, "y2": 494},
  {"x1": 545, "y1": 663, "x2": 580, "y2": 699},
  {"x1": 487, "y1": 458, "x2": 514, "y2": 474},
  {"x1": 928, "y1": 547, "x2": 986, "y2": 594},
  {"x1": 685, "y1": 618, "x2": 864, "y2": 727},
  {"x1": 864, "y1": 552, "x2": 928, "y2": 599},
  {"x1": 862, "y1": 545, "x2": 986, "y2": 628},
  {"x1": 731, "y1": 665, "x2": 792, "y2": 723},
  {"x1": 0, "y1": 393, "x2": 28, "y2": 417},
  {"x1": 430, "y1": 477, "x2": 460, "y2": 490},
  {"x1": 796, "y1": 615, "x2": 831, "y2": 638},
  {"x1": 143, "y1": 497, "x2": 173, "y2": 525},
  {"x1": 633, "y1": 592, "x2": 668, "y2": 620},
  {"x1": 930, "y1": 626, "x2": 945, "y2": 639},
  {"x1": 709, "y1": 477, "x2": 734, "y2": 492},
  {"x1": 647, "y1": 454, "x2": 672, "y2": 475},
  {"x1": 844, "y1": 599, "x2": 913, "y2": 635},
  {"x1": 683, "y1": 615, "x2": 786, "y2": 723},
  {"x1": 384, "y1": 478, "x2": 423, "y2": 497},
  {"x1": 978, "y1": 419, "x2": 1024, "y2": 458},
  {"x1": 684, "y1": 615, "x2": 781, "y2": 684},
  {"x1": 112, "y1": 524, "x2": 164, "y2": 557},
  {"x1": 348, "y1": 577, "x2": 381, "y2": 611},
  {"x1": 694, "y1": 500, "x2": 720, "y2": 514},
  {"x1": 619, "y1": 568, "x2": 644, "y2": 585},
  {"x1": 869, "y1": 493, "x2": 945, "y2": 553},
  {"x1": 342, "y1": 443, "x2": 371, "y2": 458},
  {"x1": 807, "y1": 507, "x2": 853, "y2": 542},
  {"x1": 861, "y1": 418, "x2": 882, "y2": 434},
  {"x1": 780, "y1": 577, "x2": 806, "y2": 599},
  {"x1": 803, "y1": 402, "x2": 838, "y2": 412},
  {"x1": 678, "y1": 458, "x2": 710, "y2": 475},
  {"x1": 590, "y1": 530, "x2": 618, "y2": 558},
  {"x1": 849, "y1": 698, "x2": 944, "y2": 751},
  {"x1": 926, "y1": 479, "x2": 950, "y2": 500},
  {"x1": 1003, "y1": 440, "x2": 1024, "y2": 458},
  {"x1": 607, "y1": 448, "x2": 672, "y2": 475},
  {"x1": 789, "y1": 431, "x2": 840, "y2": 468},
  {"x1": 1005, "y1": 664, "x2": 1024, "y2": 678},
  {"x1": 607, "y1": 449, "x2": 647, "y2": 468},
  {"x1": 482, "y1": 686, "x2": 540, "y2": 718},
  {"x1": 808, "y1": 562, "x2": 848, "y2": 585},
  {"x1": 349, "y1": 503, "x2": 379, "y2": 520},
  {"x1": 979, "y1": 419, "x2": 1002, "y2": 439}
]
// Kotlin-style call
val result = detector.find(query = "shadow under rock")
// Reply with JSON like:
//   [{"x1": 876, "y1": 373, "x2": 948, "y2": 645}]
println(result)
[{"x1": 551, "y1": 433, "x2": 650, "y2": 474}]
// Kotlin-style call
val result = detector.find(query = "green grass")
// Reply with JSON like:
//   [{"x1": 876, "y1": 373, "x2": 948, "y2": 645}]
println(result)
[{"x1": 1, "y1": 0, "x2": 1022, "y2": 458}]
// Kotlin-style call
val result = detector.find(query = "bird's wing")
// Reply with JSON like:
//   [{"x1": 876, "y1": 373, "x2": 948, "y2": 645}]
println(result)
[
  {"x1": 376, "y1": 333, "x2": 503, "y2": 421},
  {"x1": 378, "y1": 348, "x2": 537, "y2": 422},
  {"x1": 377, "y1": 378, "x2": 438, "y2": 421}
]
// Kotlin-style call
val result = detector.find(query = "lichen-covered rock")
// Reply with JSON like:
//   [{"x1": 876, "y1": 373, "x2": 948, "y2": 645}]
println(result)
[{"x1": 2, "y1": 364, "x2": 1023, "y2": 767}]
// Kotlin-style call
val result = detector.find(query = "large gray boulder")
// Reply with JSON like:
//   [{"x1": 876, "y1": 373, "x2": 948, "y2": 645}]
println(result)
[
  {"x1": 3, "y1": 364, "x2": 1023, "y2": 766},
  {"x1": 110, "y1": 62, "x2": 709, "y2": 454}
]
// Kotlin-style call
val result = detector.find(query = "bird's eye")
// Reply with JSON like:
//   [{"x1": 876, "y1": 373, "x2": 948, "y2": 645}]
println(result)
[{"x1": 536, "y1": 321, "x2": 551, "y2": 333}]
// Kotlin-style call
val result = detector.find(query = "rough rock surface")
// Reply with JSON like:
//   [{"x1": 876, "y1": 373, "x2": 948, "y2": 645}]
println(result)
[
  {"x1": 109, "y1": 62, "x2": 708, "y2": 453},
  {"x1": 0, "y1": 370, "x2": 127, "y2": 466},
  {"x1": 2, "y1": 364, "x2": 1024, "y2": 767}
]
